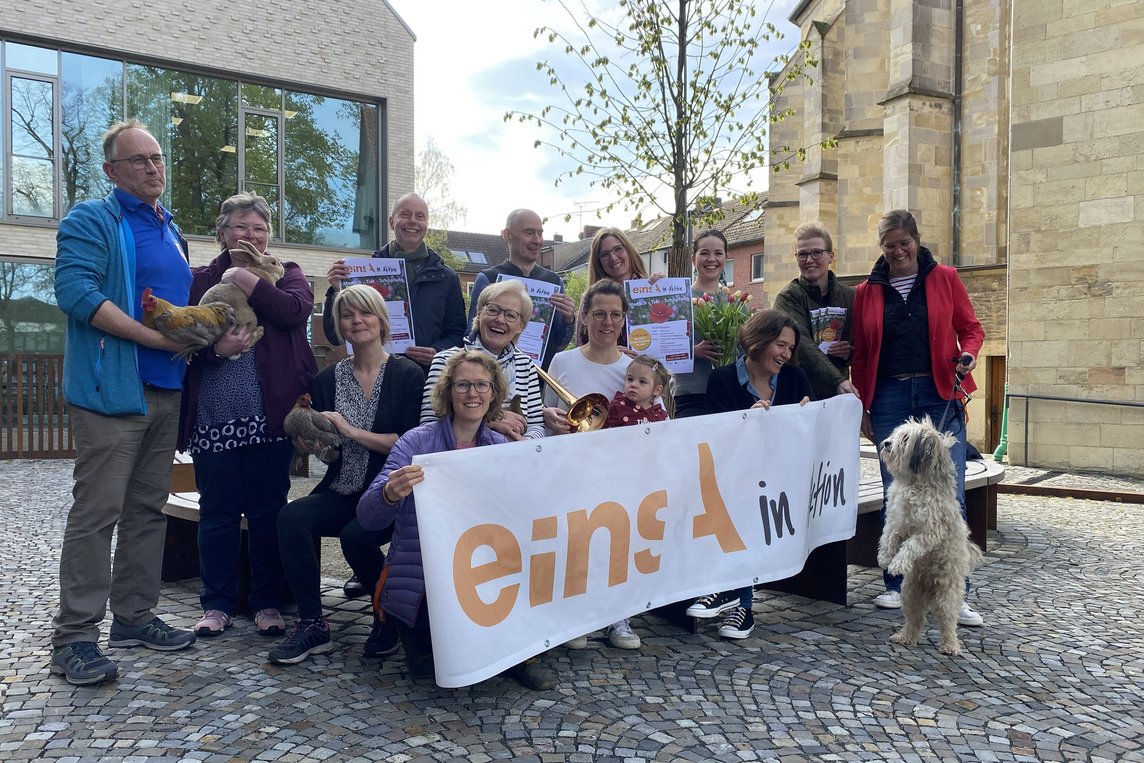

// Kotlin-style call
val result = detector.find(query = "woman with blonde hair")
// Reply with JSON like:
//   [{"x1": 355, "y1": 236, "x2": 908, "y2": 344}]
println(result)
[{"x1": 269, "y1": 284, "x2": 424, "y2": 665}]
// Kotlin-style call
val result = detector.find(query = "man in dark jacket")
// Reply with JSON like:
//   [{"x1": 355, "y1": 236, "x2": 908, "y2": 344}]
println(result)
[
  {"x1": 322, "y1": 193, "x2": 465, "y2": 371},
  {"x1": 467, "y1": 208, "x2": 574, "y2": 369}
]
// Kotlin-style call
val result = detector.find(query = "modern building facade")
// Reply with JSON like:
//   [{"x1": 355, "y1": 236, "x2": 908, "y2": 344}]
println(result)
[
  {"x1": 1, "y1": 0, "x2": 416, "y2": 357},
  {"x1": 766, "y1": 0, "x2": 1143, "y2": 476}
]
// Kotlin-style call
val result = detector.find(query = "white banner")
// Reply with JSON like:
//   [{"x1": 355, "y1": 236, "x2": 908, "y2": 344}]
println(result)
[{"x1": 414, "y1": 394, "x2": 862, "y2": 687}]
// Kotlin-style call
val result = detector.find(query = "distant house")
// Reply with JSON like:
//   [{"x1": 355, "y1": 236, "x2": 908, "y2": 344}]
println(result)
[{"x1": 548, "y1": 199, "x2": 768, "y2": 306}]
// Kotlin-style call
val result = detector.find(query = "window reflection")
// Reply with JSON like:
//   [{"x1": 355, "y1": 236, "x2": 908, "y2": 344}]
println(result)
[
  {"x1": 285, "y1": 93, "x2": 378, "y2": 248},
  {"x1": 127, "y1": 64, "x2": 239, "y2": 236},
  {"x1": 5, "y1": 43, "x2": 58, "y2": 75},
  {"x1": 1, "y1": 40, "x2": 380, "y2": 249},
  {"x1": 9, "y1": 77, "x2": 55, "y2": 216},
  {"x1": 60, "y1": 53, "x2": 122, "y2": 214},
  {"x1": 0, "y1": 261, "x2": 64, "y2": 353}
]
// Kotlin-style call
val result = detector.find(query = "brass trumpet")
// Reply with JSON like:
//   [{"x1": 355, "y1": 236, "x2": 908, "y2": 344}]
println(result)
[{"x1": 534, "y1": 365, "x2": 609, "y2": 432}]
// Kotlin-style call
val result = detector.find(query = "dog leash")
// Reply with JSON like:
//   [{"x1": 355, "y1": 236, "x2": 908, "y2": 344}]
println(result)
[{"x1": 937, "y1": 355, "x2": 972, "y2": 433}]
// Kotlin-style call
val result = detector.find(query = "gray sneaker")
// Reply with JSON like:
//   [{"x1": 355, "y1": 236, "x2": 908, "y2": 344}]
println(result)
[
  {"x1": 109, "y1": 616, "x2": 196, "y2": 651},
  {"x1": 50, "y1": 641, "x2": 119, "y2": 686}
]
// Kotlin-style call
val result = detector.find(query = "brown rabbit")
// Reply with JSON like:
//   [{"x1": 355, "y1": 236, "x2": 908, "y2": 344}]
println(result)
[{"x1": 199, "y1": 239, "x2": 286, "y2": 359}]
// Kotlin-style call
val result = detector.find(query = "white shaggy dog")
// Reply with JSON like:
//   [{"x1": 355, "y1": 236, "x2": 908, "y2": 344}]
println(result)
[{"x1": 877, "y1": 416, "x2": 983, "y2": 656}]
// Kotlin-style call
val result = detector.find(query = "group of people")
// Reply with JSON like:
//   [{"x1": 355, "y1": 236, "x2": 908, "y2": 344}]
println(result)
[{"x1": 49, "y1": 117, "x2": 985, "y2": 691}]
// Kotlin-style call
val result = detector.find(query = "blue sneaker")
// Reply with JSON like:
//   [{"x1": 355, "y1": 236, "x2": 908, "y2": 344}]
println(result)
[
  {"x1": 363, "y1": 617, "x2": 399, "y2": 659},
  {"x1": 268, "y1": 618, "x2": 332, "y2": 665},
  {"x1": 109, "y1": 616, "x2": 196, "y2": 651},
  {"x1": 50, "y1": 641, "x2": 119, "y2": 685}
]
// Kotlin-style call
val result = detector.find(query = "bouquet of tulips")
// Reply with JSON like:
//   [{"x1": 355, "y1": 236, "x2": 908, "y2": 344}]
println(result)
[{"x1": 691, "y1": 286, "x2": 754, "y2": 366}]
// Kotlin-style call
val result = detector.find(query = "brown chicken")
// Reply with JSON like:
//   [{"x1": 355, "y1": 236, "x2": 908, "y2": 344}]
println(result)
[
  {"x1": 141, "y1": 287, "x2": 236, "y2": 361},
  {"x1": 283, "y1": 393, "x2": 341, "y2": 471},
  {"x1": 199, "y1": 240, "x2": 286, "y2": 359}
]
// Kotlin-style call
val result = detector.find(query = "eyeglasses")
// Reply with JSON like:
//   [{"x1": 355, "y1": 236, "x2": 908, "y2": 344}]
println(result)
[
  {"x1": 795, "y1": 248, "x2": 829, "y2": 261},
  {"x1": 452, "y1": 380, "x2": 493, "y2": 394},
  {"x1": 226, "y1": 224, "x2": 270, "y2": 236},
  {"x1": 599, "y1": 244, "x2": 627, "y2": 260},
  {"x1": 109, "y1": 153, "x2": 165, "y2": 170},
  {"x1": 482, "y1": 303, "x2": 522, "y2": 323},
  {"x1": 881, "y1": 240, "x2": 914, "y2": 253},
  {"x1": 589, "y1": 310, "x2": 625, "y2": 323}
]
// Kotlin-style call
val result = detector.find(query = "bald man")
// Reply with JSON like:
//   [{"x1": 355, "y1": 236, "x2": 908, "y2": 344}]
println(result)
[{"x1": 323, "y1": 193, "x2": 466, "y2": 370}]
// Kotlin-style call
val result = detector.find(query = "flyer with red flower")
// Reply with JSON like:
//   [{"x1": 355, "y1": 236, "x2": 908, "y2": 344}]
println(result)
[
  {"x1": 624, "y1": 277, "x2": 694, "y2": 373},
  {"x1": 343, "y1": 257, "x2": 415, "y2": 354}
]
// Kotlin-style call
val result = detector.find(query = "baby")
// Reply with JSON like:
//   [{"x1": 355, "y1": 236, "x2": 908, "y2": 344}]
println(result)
[{"x1": 603, "y1": 355, "x2": 671, "y2": 428}]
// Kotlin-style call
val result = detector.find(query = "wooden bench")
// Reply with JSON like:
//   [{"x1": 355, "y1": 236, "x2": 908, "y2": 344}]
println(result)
[{"x1": 763, "y1": 453, "x2": 1005, "y2": 606}]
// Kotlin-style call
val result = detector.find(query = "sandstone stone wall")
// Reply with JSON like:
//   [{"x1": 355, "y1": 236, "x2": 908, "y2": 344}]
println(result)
[
  {"x1": 1008, "y1": 0, "x2": 1144, "y2": 475},
  {"x1": 766, "y1": 0, "x2": 1010, "y2": 454}
]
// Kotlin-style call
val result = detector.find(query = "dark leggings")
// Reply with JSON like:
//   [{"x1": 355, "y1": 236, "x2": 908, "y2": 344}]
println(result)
[{"x1": 277, "y1": 490, "x2": 391, "y2": 619}]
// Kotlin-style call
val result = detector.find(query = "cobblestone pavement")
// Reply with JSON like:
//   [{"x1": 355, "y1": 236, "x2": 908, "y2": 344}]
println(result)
[{"x1": 2, "y1": 459, "x2": 1142, "y2": 762}]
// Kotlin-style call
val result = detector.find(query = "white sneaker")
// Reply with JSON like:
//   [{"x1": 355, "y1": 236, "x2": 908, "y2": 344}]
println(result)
[
  {"x1": 607, "y1": 619, "x2": 641, "y2": 649},
  {"x1": 874, "y1": 590, "x2": 902, "y2": 609},
  {"x1": 563, "y1": 635, "x2": 588, "y2": 649},
  {"x1": 958, "y1": 602, "x2": 984, "y2": 627}
]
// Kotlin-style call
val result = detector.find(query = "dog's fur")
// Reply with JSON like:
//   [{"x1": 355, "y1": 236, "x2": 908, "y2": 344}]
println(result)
[{"x1": 877, "y1": 416, "x2": 983, "y2": 656}]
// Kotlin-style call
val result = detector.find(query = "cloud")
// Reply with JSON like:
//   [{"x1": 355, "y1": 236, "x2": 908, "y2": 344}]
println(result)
[{"x1": 396, "y1": 0, "x2": 802, "y2": 240}]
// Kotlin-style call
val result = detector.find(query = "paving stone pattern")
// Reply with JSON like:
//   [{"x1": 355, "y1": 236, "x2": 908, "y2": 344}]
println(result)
[{"x1": 1, "y1": 459, "x2": 1142, "y2": 762}]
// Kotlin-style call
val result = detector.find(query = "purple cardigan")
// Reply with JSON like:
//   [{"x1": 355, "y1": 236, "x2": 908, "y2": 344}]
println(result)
[
  {"x1": 177, "y1": 250, "x2": 317, "y2": 450},
  {"x1": 357, "y1": 418, "x2": 506, "y2": 628}
]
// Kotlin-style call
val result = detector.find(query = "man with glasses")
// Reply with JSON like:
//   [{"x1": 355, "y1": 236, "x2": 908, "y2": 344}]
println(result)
[
  {"x1": 467, "y1": 209, "x2": 574, "y2": 370},
  {"x1": 50, "y1": 119, "x2": 197, "y2": 686},
  {"x1": 773, "y1": 222, "x2": 858, "y2": 400},
  {"x1": 323, "y1": 193, "x2": 466, "y2": 372}
]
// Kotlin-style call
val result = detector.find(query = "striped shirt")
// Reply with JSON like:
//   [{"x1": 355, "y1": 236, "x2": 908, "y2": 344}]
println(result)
[{"x1": 419, "y1": 338, "x2": 546, "y2": 439}]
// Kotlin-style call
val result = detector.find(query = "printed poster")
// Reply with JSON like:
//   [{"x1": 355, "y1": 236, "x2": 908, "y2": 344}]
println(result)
[
  {"x1": 809, "y1": 306, "x2": 847, "y2": 355},
  {"x1": 495, "y1": 274, "x2": 560, "y2": 364},
  {"x1": 624, "y1": 277, "x2": 694, "y2": 373},
  {"x1": 342, "y1": 257, "x2": 415, "y2": 355}
]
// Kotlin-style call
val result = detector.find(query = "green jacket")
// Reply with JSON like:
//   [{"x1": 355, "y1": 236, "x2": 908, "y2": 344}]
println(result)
[{"x1": 772, "y1": 272, "x2": 855, "y2": 400}]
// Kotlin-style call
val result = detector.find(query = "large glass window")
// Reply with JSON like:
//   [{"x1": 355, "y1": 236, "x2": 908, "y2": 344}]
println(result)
[
  {"x1": 0, "y1": 260, "x2": 65, "y2": 353},
  {"x1": 8, "y1": 75, "x2": 55, "y2": 217},
  {"x1": 60, "y1": 53, "x2": 122, "y2": 214},
  {"x1": 2, "y1": 40, "x2": 382, "y2": 249},
  {"x1": 285, "y1": 93, "x2": 378, "y2": 248},
  {"x1": 127, "y1": 64, "x2": 239, "y2": 237}
]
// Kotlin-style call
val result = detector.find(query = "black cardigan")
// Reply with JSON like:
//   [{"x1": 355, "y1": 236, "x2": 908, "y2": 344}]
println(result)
[
  {"x1": 309, "y1": 354, "x2": 426, "y2": 495},
  {"x1": 705, "y1": 362, "x2": 815, "y2": 414}
]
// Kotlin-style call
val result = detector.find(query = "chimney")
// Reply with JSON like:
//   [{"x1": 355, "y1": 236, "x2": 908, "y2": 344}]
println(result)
[
  {"x1": 581, "y1": 225, "x2": 602, "y2": 241},
  {"x1": 553, "y1": 234, "x2": 564, "y2": 243}
]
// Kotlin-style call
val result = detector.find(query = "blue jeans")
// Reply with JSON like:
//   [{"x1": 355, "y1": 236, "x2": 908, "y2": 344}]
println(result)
[
  {"x1": 194, "y1": 439, "x2": 293, "y2": 613},
  {"x1": 869, "y1": 376, "x2": 969, "y2": 594}
]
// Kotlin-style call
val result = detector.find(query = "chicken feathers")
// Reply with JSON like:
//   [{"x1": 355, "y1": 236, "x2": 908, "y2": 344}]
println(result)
[{"x1": 141, "y1": 287, "x2": 235, "y2": 361}]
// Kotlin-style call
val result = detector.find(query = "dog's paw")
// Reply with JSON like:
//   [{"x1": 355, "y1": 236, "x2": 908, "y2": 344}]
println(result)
[
  {"x1": 939, "y1": 640, "x2": 964, "y2": 656},
  {"x1": 890, "y1": 630, "x2": 918, "y2": 647},
  {"x1": 887, "y1": 558, "x2": 912, "y2": 577}
]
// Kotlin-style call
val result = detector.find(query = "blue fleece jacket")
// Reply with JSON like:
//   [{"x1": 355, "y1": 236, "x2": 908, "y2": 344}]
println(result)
[{"x1": 54, "y1": 192, "x2": 190, "y2": 415}]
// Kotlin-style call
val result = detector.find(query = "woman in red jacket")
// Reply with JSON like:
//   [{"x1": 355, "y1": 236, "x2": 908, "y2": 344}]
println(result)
[{"x1": 851, "y1": 209, "x2": 985, "y2": 626}]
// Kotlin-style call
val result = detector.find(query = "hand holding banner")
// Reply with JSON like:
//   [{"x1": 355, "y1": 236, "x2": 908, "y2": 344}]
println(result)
[{"x1": 412, "y1": 395, "x2": 862, "y2": 687}]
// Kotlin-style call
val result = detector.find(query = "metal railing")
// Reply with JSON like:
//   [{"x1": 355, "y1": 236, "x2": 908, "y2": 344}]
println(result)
[{"x1": 1005, "y1": 392, "x2": 1144, "y2": 467}]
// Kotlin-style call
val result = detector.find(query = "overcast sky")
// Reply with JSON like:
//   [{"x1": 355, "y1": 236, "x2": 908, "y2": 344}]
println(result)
[{"x1": 390, "y1": 0, "x2": 801, "y2": 240}]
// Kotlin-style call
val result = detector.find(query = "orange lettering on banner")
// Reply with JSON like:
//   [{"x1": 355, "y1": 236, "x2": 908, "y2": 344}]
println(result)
[
  {"x1": 529, "y1": 516, "x2": 558, "y2": 607},
  {"x1": 634, "y1": 489, "x2": 667, "y2": 574},
  {"x1": 563, "y1": 502, "x2": 630, "y2": 597},
  {"x1": 453, "y1": 524, "x2": 521, "y2": 626},
  {"x1": 693, "y1": 442, "x2": 747, "y2": 551}
]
